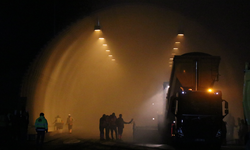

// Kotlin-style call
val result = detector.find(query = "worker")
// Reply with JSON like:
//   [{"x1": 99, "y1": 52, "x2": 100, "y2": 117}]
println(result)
[
  {"x1": 239, "y1": 119, "x2": 248, "y2": 144},
  {"x1": 0, "y1": 113, "x2": 8, "y2": 142},
  {"x1": 116, "y1": 114, "x2": 133, "y2": 140},
  {"x1": 66, "y1": 114, "x2": 73, "y2": 133},
  {"x1": 54, "y1": 115, "x2": 63, "y2": 131},
  {"x1": 35, "y1": 112, "x2": 48, "y2": 146},
  {"x1": 12, "y1": 110, "x2": 20, "y2": 141},
  {"x1": 109, "y1": 113, "x2": 117, "y2": 140},
  {"x1": 99, "y1": 114, "x2": 106, "y2": 140},
  {"x1": 105, "y1": 115, "x2": 110, "y2": 140},
  {"x1": 19, "y1": 109, "x2": 29, "y2": 142}
]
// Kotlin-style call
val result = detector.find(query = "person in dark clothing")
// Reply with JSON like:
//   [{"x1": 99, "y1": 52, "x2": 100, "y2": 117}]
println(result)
[
  {"x1": 12, "y1": 110, "x2": 20, "y2": 141},
  {"x1": 105, "y1": 115, "x2": 110, "y2": 140},
  {"x1": 99, "y1": 114, "x2": 106, "y2": 140},
  {"x1": 238, "y1": 119, "x2": 248, "y2": 144},
  {"x1": 0, "y1": 113, "x2": 8, "y2": 142},
  {"x1": 116, "y1": 114, "x2": 133, "y2": 140},
  {"x1": 19, "y1": 109, "x2": 29, "y2": 142},
  {"x1": 109, "y1": 113, "x2": 117, "y2": 140},
  {"x1": 6, "y1": 112, "x2": 13, "y2": 140}
]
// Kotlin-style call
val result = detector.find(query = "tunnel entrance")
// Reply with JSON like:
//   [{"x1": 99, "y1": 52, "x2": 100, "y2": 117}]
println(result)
[{"x1": 20, "y1": 2, "x2": 242, "y2": 142}]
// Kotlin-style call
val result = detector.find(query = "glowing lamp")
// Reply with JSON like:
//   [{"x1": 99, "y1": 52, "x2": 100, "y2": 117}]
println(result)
[
  {"x1": 208, "y1": 89, "x2": 213, "y2": 92},
  {"x1": 177, "y1": 29, "x2": 184, "y2": 36},
  {"x1": 94, "y1": 26, "x2": 101, "y2": 31}
]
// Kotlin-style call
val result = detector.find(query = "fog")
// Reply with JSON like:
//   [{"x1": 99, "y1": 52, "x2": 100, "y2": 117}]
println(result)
[{"x1": 21, "y1": 3, "x2": 244, "y2": 141}]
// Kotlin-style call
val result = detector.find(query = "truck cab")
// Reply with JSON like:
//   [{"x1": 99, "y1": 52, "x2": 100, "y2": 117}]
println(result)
[
  {"x1": 161, "y1": 52, "x2": 229, "y2": 148},
  {"x1": 167, "y1": 90, "x2": 228, "y2": 147}
]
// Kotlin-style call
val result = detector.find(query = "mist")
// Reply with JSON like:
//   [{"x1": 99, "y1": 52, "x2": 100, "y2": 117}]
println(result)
[{"x1": 21, "y1": 3, "x2": 244, "y2": 141}]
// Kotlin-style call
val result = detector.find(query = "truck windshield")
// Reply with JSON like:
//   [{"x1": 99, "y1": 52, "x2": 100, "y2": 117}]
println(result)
[{"x1": 178, "y1": 92, "x2": 222, "y2": 115}]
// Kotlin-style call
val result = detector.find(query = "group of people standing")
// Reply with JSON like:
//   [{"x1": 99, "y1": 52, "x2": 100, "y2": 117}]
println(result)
[
  {"x1": 0, "y1": 109, "x2": 29, "y2": 143},
  {"x1": 34, "y1": 112, "x2": 133, "y2": 146},
  {"x1": 99, "y1": 113, "x2": 133, "y2": 141},
  {"x1": 53, "y1": 114, "x2": 74, "y2": 133}
]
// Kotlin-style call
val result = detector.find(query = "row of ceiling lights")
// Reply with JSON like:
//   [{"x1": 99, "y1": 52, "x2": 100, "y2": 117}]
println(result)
[
  {"x1": 149, "y1": 31, "x2": 185, "y2": 122},
  {"x1": 94, "y1": 19, "x2": 184, "y2": 65},
  {"x1": 94, "y1": 20, "x2": 115, "y2": 62},
  {"x1": 95, "y1": 20, "x2": 185, "y2": 123},
  {"x1": 169, "y1": 31, "x2": 184, "y2": 67}
]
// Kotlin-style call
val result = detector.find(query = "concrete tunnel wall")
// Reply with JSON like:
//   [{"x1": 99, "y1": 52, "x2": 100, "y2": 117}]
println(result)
[{"x1": 21, "y1": 3, "x2": 244, "y2": 141}]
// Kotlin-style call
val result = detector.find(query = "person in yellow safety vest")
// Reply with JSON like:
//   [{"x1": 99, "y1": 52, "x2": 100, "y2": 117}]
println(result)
[
  {"x1": 35, "y1": 112, "x2": 48, "y2": 146},
  {"x1": 66, "y1": 114, "x2": 73, "y2": 133},
  {"x1": 54, "y1": 115, "x2": 63, "y2": 131}
]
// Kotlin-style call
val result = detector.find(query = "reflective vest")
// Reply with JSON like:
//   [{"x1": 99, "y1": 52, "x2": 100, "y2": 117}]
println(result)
[
  {"x1": 67, "y1": 117, "x2": 73, "y2": 125},
  {"x1": 56, "y1": 117, "x2": 62, "y2": 123},
  {"x1": 35, "y1": 116, "x2": 48, "y2": 132}
]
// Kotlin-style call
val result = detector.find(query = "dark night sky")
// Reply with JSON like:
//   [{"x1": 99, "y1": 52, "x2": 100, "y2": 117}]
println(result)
[{"x1": 0, "y1": 0, "x2": 250, "y2": 110}]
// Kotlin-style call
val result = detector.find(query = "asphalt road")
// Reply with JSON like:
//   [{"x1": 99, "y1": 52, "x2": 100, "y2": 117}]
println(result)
[{"x1": 0, "y1": 132, "x2": 246, "y2": 150}]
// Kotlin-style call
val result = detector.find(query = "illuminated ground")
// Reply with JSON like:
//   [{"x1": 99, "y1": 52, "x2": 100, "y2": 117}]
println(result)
[{"x1": 0, "y1": 132, "x2": 245, "y2": 150}]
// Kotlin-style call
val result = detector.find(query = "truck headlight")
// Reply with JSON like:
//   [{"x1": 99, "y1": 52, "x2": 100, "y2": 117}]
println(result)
[
  {"x1": 177, "y1": 128, "x2": 184, "y2": 137},
  {"x1": 216, "y1": 129, "x2": 221, "y2": 137}
]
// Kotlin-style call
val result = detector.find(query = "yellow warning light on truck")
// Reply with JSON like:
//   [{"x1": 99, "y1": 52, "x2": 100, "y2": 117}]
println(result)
[{"x1": 207, "y1": 89, "x2": 213, "y2": 92}]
